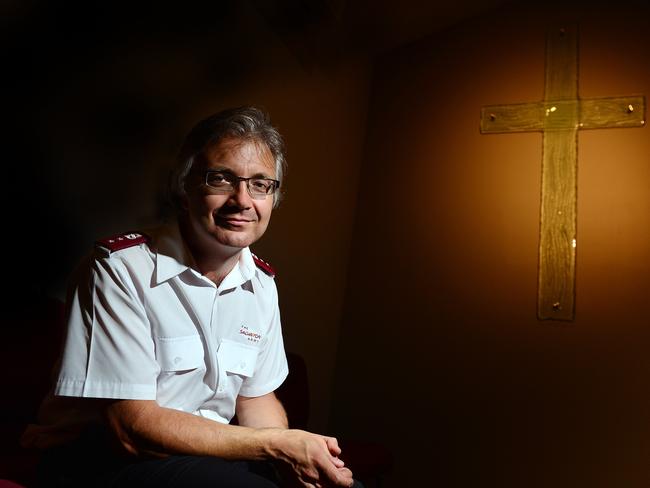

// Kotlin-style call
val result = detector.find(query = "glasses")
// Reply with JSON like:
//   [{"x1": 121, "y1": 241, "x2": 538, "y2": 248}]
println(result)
[{"x1": 204, "y1": 171, "x2": 280, "y2": 199}]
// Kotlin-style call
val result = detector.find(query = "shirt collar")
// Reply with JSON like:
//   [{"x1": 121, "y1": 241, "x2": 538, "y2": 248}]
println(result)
[
  {"x1": 219, "y1": 247, "x2": 256, "y2": 290},
  {"x1": 150, "y1": 221, "x2": 194, "y2": 285}
]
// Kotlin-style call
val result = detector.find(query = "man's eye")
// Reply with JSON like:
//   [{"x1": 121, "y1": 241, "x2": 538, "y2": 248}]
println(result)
[
  {"x1": 207, "y1": 173, "x2": 229, "y2": 185},
  {"x1": 251, "y1": 179, "x2": 269, "y2": 189}
]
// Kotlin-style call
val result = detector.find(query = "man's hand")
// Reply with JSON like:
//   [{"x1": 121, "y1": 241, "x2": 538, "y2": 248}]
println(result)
[
  {"x1": 236, "y1": 395, "x2": 354, "y2": 486},
  {"x1": 268, "y1": 429, "x2": 354, "y2": 487}
]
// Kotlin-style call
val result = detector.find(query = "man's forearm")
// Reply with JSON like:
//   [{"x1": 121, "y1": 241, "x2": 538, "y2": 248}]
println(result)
[{"x1": 105, "y1": 399, "x2": 279, "y2": 460}]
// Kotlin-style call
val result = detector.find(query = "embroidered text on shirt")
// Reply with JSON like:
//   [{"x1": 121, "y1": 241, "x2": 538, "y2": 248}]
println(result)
[{"x1": 239, "y1": 325, "x2": 261, "y2": 344}]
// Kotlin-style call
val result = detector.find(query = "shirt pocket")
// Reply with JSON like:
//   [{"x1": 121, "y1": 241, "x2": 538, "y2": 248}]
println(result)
[
  {"x1": 217, "y1": 339, "x2": 259, "y2": 378},
  {"x1": 157, "y1": 334, "x2": 205, "y2": 372}
]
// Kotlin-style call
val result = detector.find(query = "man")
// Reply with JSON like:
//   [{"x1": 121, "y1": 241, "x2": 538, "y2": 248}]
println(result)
[{"x1": 22, "y1": 107, "x2": 357, "y2": 487}]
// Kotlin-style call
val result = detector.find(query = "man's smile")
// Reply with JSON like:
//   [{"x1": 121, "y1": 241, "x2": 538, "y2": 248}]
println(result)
[{"x1": 215, "y1": 214, "x2": 255, "y2": 227}]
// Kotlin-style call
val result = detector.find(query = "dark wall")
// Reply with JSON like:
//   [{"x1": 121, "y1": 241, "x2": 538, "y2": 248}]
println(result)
[{"x1": 331, "y1": 2, "x2": 650, "y2": 487}]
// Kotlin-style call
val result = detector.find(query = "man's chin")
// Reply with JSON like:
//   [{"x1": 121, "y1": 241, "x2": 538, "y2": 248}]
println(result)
[{"x1": 213, "y1": 229, "x2": 259, "y2": 250}]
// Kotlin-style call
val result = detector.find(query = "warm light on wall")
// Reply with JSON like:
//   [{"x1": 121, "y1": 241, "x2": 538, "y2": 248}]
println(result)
[{"x1": 480, "y1": 23, "x2": 646, "y2": 321}]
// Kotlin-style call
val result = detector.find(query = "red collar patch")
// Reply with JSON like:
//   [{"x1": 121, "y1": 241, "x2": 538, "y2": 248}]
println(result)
[
  {"x1": 252, "y1": 253, "x2": 276, "y2": 277},
  {"x1": 96, "y1": 232, "x2": 149, "y2": 253}
]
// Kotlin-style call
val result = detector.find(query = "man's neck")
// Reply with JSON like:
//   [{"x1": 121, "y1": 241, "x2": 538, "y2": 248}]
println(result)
[
  {"x1": 178, "y1": 218, "x2": 243, "y2": 286},
  {"x1": 197, "y1": 251, "x2": 241, "y2": 286}
]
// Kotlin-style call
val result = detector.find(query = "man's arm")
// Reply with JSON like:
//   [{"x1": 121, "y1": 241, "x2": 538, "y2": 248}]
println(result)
[
  {"x1": 105, "y1": 399, "x2": 354, "y2": 487},
  {"x1": 106, "y1": 400, "x2": 272, "y2": 460},
  {"x1": 235, "y1": 392, "x2": 288, "y2": 429}
]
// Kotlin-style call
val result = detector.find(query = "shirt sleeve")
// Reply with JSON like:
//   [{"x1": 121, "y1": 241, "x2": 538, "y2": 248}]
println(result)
[
  {"x1": 55, "y1": 254, "x2": 159, "y2": 400},
  {"x1": 238, "y1": 279, "x2": 288, "y2": 397}
]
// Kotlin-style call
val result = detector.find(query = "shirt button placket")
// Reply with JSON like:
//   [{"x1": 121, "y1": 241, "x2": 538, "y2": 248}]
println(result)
[{"x1": 212, "y1": 289, "x2": 226, "y2": 397}]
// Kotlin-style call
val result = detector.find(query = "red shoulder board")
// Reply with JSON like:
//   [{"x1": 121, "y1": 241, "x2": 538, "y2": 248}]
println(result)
[
  {"x1": 96, "y1": 231, "x2": 149, "y2": 253},
  {"x1": 252, "y1": 253, "x2": 276, "y2": 277}
]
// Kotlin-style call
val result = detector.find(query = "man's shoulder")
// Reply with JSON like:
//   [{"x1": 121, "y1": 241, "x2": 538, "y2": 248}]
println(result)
[
  {"x1": 92, "y1": 231, "x2": 155, "y2": 268},
  {"x1": 66, "y1": 231, "x2": 154, "y2": 291}
]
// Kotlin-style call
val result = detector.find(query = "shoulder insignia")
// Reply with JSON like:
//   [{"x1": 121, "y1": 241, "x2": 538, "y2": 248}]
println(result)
[
  {"x1": 96, "y1": 232, "x2": 149, "y2": 253},
  {"x1": 252, "y1": 253, "x2": 276, "y2": 277}
]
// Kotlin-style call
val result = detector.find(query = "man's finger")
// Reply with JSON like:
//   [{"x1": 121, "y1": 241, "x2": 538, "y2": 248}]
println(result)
[
  {"x1": 321, "y1": 462, "x2": 354, "y2": 487},
  {"x1": 324, "y1": 436, "x2": 342, "y2": 456}
]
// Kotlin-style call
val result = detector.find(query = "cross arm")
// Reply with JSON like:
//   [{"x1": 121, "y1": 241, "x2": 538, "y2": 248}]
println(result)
[
  {"x1": 480, "y1": 102, "x2": 544, "y2": 133},
  {"x1": 480, "y1": 96, "x2": 645, "y2": 133},
  {"x1": 579, "y1": 96, "x2": 646, "y2": 129}
]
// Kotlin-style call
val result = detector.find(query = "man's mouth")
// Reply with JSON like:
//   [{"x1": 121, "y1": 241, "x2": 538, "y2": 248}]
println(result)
[{"x1": 215, "y1": 215, "x2": 254, "y2": 226}]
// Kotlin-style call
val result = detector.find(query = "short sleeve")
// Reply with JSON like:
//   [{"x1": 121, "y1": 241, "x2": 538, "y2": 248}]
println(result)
[{"x1": 55, "y1": 254, "x2": 159, "y2": 400}]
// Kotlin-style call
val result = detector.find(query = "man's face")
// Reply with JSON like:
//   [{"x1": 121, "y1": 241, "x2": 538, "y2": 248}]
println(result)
[{"x1": 182, "y1": 136, "x2": 276, "y2": 254}]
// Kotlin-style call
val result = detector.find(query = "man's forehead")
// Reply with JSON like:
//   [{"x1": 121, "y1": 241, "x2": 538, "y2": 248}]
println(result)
[{"x1": 202, "y1": 137, "x2": 275, "y2": 171}]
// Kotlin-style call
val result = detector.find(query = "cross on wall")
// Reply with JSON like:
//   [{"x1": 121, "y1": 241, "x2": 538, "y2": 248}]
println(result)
[{"x1": 480, "y1": 24, "x2": 646, "y2": 321}]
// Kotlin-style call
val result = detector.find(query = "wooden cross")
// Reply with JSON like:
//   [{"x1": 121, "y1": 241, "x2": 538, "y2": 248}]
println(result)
[{"x1": 480, "y1": 24, "x2": 645, "y2": 321}]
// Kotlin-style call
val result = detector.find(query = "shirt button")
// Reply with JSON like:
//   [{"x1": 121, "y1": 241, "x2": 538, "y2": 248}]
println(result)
[
  {"x1": 240, "y1": 362, "x2": 246, "y2": 369},
  {"x1": 174, "y1": 357, "x2": 182, "y2": 364}
]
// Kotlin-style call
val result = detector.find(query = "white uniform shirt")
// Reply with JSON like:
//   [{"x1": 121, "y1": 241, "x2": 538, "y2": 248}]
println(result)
[{"x1": 45, "y1": 222, "x2": 288, "y2": 432}]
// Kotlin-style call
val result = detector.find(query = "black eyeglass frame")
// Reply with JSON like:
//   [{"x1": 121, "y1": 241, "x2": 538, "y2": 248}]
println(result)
[{"x1": 203, "y1": 170, "x2": 280, "y2": 199}]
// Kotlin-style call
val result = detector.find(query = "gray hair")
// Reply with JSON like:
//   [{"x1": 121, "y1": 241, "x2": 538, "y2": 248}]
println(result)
[{"x1": 169, "y1": 106, "x2": 286, "y2": 210}]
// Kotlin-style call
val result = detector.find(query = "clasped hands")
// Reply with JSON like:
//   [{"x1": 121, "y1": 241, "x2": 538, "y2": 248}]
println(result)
[{"x1": 271, "y1": 429, "x2": 355, "y2": 488}]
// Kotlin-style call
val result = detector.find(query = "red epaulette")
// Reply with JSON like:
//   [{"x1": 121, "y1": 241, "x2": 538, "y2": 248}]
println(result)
[
  {"x1": 252, "y1": 253, "x2": 276, "y2": 277},
  {"x1": 96, "y1": 231, "x2": 149, "y2": 253}
]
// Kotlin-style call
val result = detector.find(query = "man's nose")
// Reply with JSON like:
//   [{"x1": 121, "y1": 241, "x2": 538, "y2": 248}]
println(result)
[{"x1": 228, "y1": 180, "x2": 253, "y2": 207}]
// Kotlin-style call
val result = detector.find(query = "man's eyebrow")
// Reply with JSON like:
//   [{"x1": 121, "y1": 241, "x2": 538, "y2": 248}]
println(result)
[
  {"x1": 205, "y1": 167, "x2": 237, "y2": 177},
  {"x1": 250, "y1": 172, "x2": 276, "y2": 179},
  {"x1": 206, "y1": 168, "x2": 275, "y2": 179}
]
